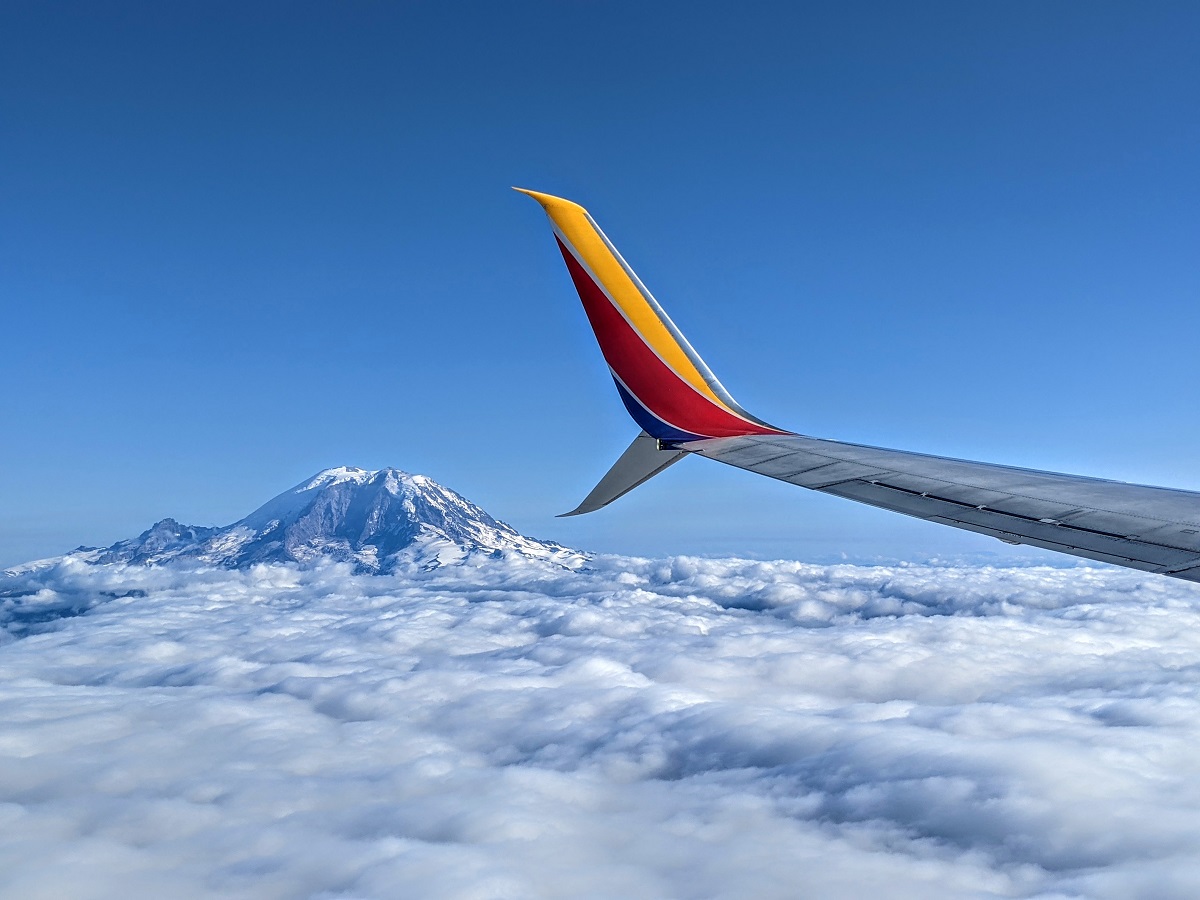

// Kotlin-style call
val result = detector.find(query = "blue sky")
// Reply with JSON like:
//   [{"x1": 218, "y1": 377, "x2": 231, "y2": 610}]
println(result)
[{"x1": 3, "y1": 1, "x2": 1198, "y2": 567}]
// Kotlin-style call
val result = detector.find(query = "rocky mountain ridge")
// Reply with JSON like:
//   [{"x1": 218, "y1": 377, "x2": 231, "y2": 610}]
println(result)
[{"x1": 83, "y1": 466, "x2": 576, "y2": 573}]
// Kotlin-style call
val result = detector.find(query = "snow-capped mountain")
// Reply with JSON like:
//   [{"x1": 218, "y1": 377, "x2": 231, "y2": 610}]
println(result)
[{"x1": 94, "y1": 466, "x2": 576, "y2": 572}]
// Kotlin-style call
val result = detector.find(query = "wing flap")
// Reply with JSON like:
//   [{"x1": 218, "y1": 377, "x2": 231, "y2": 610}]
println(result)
[{"x1": 828, "y1": 480, "x2": 1199, "y2": 569}]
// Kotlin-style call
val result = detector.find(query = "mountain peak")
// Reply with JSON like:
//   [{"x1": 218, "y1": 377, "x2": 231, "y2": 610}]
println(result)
[
  {"x1": 96, "y1": 466, "x2": 576, "y2": 572},
  {"x1": 299, "y1": 466, "x2": 403, "y2": 491}
]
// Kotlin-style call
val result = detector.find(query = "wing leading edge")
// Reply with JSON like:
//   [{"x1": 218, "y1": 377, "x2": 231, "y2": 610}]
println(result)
[{"x1": 517, "y1": 188, "x2": 1200, "y2": 582}]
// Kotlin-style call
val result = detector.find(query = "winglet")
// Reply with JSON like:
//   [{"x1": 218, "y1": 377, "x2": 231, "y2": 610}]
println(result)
[
  {"x1": 513, "y1": 186, "x2": 585, "y2": 214},
  {"x1": 558, "y1": 431, "x2": 687, "y2": 517},
  {"x1": 518, "y1": 188, "x2": 786, "y2": 444},
  {"x1": 520, "y1": 188, "x2": 786, "y2": 513}
]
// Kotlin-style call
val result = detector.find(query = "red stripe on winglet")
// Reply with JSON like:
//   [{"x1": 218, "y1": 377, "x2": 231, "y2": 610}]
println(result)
[{"x1": 555, "y1": 237, "x2": 782, "y2": 439}]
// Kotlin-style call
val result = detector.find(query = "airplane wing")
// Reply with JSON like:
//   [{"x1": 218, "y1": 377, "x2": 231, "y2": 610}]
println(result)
[
  {"x1": 516, "y1": 188, "x2": 1200, "y2": 583},
  {"x1": 684, "y1": 433, "x2": 1200, "y2": 580}
]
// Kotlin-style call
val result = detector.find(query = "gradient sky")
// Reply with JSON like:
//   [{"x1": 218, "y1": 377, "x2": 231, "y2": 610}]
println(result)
[{"x1": 3, "y1": 1, "x2": 1199, "y2": 568}]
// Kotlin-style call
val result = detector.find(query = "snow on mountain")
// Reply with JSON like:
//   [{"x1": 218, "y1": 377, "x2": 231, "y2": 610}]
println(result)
[{"x1": 94, "y1": 467, "x2": 577, "y2": 572}]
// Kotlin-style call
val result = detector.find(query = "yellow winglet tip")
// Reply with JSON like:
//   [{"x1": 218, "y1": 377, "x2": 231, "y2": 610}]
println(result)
[{"x1": 512, "y1": 187, "x2": 587, "y2": 215}]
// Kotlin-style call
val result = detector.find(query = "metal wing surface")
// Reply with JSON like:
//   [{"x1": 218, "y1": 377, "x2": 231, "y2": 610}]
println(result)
[{"x1": 684, "y1": 433, "x2": 1200, "y2": 582}]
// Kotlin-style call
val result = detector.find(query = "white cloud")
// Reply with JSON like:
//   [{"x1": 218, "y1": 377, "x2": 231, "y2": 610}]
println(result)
[{"x1": 3, "y1": 554, "x2": 1200, "y2": 898}]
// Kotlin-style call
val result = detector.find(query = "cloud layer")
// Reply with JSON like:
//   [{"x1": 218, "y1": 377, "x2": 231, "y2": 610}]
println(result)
[{"x1": 3, "y1": 554, "x2": 1200, "y2": 898}]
